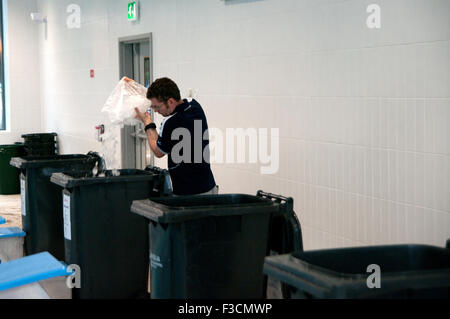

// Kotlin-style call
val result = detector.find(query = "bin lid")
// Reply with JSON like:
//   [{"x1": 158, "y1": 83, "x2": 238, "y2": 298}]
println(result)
[
  {"x1": 0, "y1": 144, "x2": 23, "y2": 149},
  {"x1": 131, "y1": 194, "x2": 280, "y2": 223},
  {"x1": 21, "y1": 133, "x2": 57, "y2": 138},
  {"x1": 23, "y1": 141, "x2": 57, "y2": 146},
  {"x1": 50, "y1": 169, "x2": 158, "y2": 188},
  {"x1": 263, "y1": 244, "x2": 450, "y2": 298},
  {"x1": 0, "y1": 144, "x2": 24, "y2": 156},
  {"x1": 9, "y1": 154, "x2": 94, "y2": 169}
]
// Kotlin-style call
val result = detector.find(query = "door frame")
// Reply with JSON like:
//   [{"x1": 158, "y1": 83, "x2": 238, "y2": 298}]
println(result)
[{"x1": 118, "y1": 33, "x2": 154, "y2": 169}]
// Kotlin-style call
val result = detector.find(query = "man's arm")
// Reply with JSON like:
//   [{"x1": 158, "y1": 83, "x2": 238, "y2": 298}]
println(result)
[
  {"x1": 135, "y1": 108, "x2": 165, "y2": 159},
  {"x1": 145, "y1": 126, "x2": 165, "y2": 159}
]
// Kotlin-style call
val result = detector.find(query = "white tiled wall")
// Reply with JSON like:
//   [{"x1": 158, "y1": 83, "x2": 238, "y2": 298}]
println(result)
[
  {"x1": 7, "y1": 0, "x2": 450, "y2": 249},
  {"x1": 0, "y1": 0, "x2": 41, "y2": 144}
]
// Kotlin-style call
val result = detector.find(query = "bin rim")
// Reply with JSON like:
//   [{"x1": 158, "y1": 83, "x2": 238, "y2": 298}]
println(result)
[
  {"x1": 9, "y1": 154, "x2": 95, "y2": 169},
  {"x1": 0, "y1": 144, "x2": 24, "y2": 149},
  {"x1": 50, "y1": 169, "x2": 159, "y2": 188},
  {"x1": 0, "y1": 144, "x2": 24, "y2": 155},
  {"x1": 21, "y1": 132, "x2": 57, "y2": 138},
  {"x1": 23, "y1": 141, "x2": 57, "y2": 146},
  {"x1": 263, "y1": 244, "x2": 450, "y2": 298},
  {"x1": 131, "y1": 194, "x2": 280, "y2": 223}
]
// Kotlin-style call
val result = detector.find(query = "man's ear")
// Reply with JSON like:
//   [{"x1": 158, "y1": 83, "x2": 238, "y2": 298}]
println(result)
[{"x1": 167, "y1": 98, "x2": 177, "y2": 106}]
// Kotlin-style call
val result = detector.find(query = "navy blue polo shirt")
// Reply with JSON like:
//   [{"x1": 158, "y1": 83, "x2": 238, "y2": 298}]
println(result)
[{"x1": 156, "y1": 99, "x2": 216, "y2": 195}]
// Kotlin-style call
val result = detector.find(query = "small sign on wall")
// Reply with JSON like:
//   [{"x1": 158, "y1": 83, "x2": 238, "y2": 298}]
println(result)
[
  {"x1": 128, "y1": 1, "x2": 138, "y2": 21},
  {"x1": 90, "y1": 69, "x2": 95, "y2": 78}
]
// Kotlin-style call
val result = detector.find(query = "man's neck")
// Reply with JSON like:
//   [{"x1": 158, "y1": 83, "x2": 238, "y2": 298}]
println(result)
[{"x1": 169, "y1": 99, "x2": 185, "y2": 114}]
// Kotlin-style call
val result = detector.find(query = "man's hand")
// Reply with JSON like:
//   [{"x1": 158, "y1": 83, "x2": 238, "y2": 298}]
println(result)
[
  {"x1": 135, "y1": 107, "x2": 153, "y2": 126},
  {"x1": 135, "y1": 107, "x2": 165, "y2": 159},
  {"x1": 123, "y1": 76, "x2": 134, "y2": 83}
]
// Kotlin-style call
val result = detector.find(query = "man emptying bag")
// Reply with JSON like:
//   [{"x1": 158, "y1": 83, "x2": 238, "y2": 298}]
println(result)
[{"x1": 131, "y1": 77, "x2": 218, "y2": 196}]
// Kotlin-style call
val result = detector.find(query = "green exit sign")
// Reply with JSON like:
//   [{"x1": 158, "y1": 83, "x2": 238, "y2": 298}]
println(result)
[{"x1": 128, "y1": 1, "x2": 138, "y2": 21}]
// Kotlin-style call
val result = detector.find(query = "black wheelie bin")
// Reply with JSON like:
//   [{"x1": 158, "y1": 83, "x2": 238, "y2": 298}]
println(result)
[
  {"x1": 130, "y1": 190, "x2": 303, "y2": 299},
  {"x1": 9, "y1": 153, "x2": 102, "y2": 260},
  {"x1": 50, "y1": 167, "x2": 171, "y2": 299},
  {"x1": 263, "y1": 241, "x2": 450, "y2": 299},
  {"x1": 0, "y1": 144, "x2": 24, "y2": 195},
  {"x1": 21, "y1": 133, "x2": 58, "y2": 156}
]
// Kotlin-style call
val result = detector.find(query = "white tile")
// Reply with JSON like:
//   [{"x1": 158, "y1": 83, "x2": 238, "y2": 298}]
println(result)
[
  {"x1": 397, "y1": 100, "x2": 408, "y2": 151},
  {"x1": 301, "y1": 226, "x2": 313, "y2": 251},
  {"x1": 354, "y1": 146, "x2": 364, "y2": 196},
  {"x1": 317, "y1": 144, "x2": 329, "y2": 187},
  {"x1": 305, "y1": 185, "x2": 314, "y2": 229},
  {"x1": 397, "y1": 203, "x2": 407, "y2": 244},
  {"x1": 386, "y1": 99, "x2": 398, "y2": 150},
  {"x1": 297, "y1": 141, "x2": 306, "y2": 183},
  {"x1": 414, "y1": 100, "x2": 426, "y2": 153},
  {"x1": 414, "y1": 206, "x2": 426, "y2": 245},
  {"x1": 431, "y1": 100, "x2": 450, "y2": 155},
  {"x1": 414, "y1": 152, "x2": 426, "y2": 208},
  {"x1": 365, "y1": 197, "x2": 374, "y2": 244},
  {"x1": 422, "y1": 207, "x2": 435, "y2": 246},
  {"x1": 379, "y1": 199, "x2": 390, "y2": 245},
  {"x1": 379, "y1": 149, "x2": 389, "y2": 200},
  {"x1": 328, "y1": 189, "x2": 337, "y2": 236},
  {"x1": 335, "y1": 145, "x2": 345, "y2": 191},
  {"x1": 342, "y1": 145, "x2": 351, "y2": 193},
  {"x1": 378, "y1": 100, "x2": 389, "y2": 149},
  {"x1": 360, "y1": 99, "x2": 371, "y2": 147},
  {"x1": 434, "y1": 155, "x2": 448, "y2": 212},
  {"x1": 371, "y1": 198, "x2": 381, "y2": 245},
  {"x1": 387, "y1": 150, "x2": 398, "y2": 202},
  {"x1": 425, "y1": 41, "x2": 450, "y2": 98},
  {"x1": 404, "y1": 204, "x2": 415, "y2": 243},
  {"x1": 297, "y1": 182, "x2": 306, "y2": 223},
  {"x1": 356, "y1": 195, "x2": 367, "y2": 244},
  {"x1": 423, "y1": 153, "x2": 436, "y2": 210},
  {"x1": 318, "y1": 187, "x2": 328, "y2": 233},
  {"x1": 347, "y1": 194, "x2": 359, "y2": 240},
  {"x1": 363, "y1": 148, "x2": 373, "y2": 197},
  {"x1": 328, "y1": 144, "x2": 337, "y2": 189},
  {"x1": 404, "y1": 152, "x2": 416, "y2": 205},
  {"x1": 446, "y1": 158, "x2": 450, "y2": 213},
  {"x1": 388, "y1": 201, "x2": 398, "y2": 244}
]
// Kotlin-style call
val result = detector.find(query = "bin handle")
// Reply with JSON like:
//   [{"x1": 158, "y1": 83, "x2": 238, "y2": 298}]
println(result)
[
  {"x1": 145, "y1": 165, "x2": 173, "y2": 197},
  {"x1": 258, "y1": 190, "x2": 305, "y2": 299},
  {"x1": 257, "y1": 189, "x2": 304, "y2": 252},
  {"x1": 257, "y1": 190, "x2": 291, "y2": 205},
  {"x1": 87, "y1": 151, "x2": 106, "y2": 176}
]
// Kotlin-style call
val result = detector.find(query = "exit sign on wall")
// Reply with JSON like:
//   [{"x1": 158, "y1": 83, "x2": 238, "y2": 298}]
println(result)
[{"x1": 128, "y1": 1, "x2": 138, "y2": 21}]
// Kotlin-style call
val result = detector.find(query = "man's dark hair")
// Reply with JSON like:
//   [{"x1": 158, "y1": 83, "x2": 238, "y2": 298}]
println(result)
[{"x1": 147, "y1": 77, "x2": 181, "y2": 102}]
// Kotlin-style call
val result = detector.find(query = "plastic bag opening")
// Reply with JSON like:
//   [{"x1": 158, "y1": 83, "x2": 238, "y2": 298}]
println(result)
[{"x1": 101, "y1": 77, "x2": 151, "y2": 126}]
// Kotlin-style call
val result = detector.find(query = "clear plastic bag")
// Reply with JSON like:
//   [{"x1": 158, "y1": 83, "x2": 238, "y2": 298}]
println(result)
[{"x1": 102, "y1": 77, "x2": 150, "y2": 126}]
